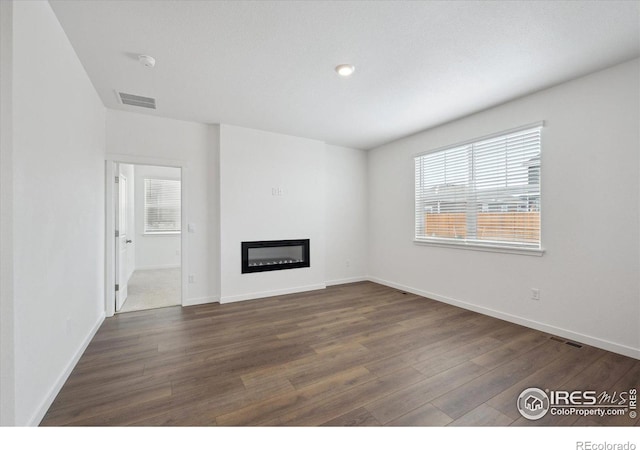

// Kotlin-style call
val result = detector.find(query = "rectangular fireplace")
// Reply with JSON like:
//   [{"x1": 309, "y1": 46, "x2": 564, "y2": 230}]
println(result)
[{"x1": 241, "y1": 239, "x2": 310, "y2": 273}]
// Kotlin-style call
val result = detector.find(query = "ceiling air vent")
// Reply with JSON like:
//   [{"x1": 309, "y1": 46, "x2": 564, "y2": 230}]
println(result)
[{"x1": 118, "y1": 92, "x2": 156, "y2": 109}]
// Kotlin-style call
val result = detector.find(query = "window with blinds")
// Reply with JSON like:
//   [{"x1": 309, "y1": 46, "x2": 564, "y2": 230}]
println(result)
[
  {"x1": 415, "y1": 123, "x2": 542, "y2": 251},
  {"x1": 144, "y1": 178, "x2": 181, "y2": 233}
]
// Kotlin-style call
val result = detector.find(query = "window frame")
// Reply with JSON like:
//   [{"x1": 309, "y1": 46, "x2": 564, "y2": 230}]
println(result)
[
  {"x1": 413, "y1": 122, "x2": 545, "y2": 256},
  {"x1": 143, "y1": 177, "x2": 182, "y2": 235}
]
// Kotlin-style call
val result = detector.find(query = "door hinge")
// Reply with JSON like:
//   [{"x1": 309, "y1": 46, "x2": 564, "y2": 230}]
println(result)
[
  {"x1": 115, "y1": 176, "x2": 119, "y2": 183},
  {"x1": 115, "y1": 230, "x2": 120, "y2": 237},
  {"x1": 115, "y1": 284, "x2": 119, "y2": 292}
]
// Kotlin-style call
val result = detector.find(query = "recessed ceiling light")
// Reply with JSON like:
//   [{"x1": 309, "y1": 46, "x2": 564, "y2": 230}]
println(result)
[{"x1": 335, "y1": 64, "x2": 355, "y2": 77}]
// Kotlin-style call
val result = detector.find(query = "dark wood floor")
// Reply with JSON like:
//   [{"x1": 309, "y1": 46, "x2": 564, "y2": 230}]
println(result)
[{"x1": 41, "y1": 282, "x2": 639, "y2": 426}]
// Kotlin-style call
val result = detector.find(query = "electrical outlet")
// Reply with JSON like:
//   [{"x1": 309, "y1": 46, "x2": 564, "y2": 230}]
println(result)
[
  {"x1": 531, "y1": 288, "x2": 540, "y2": 301},
  {"x1": 189, "y1": 274, "x2": 195, "y2": 284},
  {"x1": 345, "y1": 260, "x2": 351, "y2": 268}
]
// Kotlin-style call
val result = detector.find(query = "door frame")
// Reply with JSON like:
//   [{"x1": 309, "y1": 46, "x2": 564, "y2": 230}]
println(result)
[{"x1": 105, "y1": 154, "x2": 188, "y2": 317}]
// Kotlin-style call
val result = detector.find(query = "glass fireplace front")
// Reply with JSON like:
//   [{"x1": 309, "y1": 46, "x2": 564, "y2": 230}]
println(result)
[{"x1": 241, "y1": 239, "x2": 310, "y2": 273}]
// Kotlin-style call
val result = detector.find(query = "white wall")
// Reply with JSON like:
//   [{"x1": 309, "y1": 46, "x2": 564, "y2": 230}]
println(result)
[
  {"x1": 0, "y1": 0, "x2": 15, "y2": 427},
  {"x1": 368, "y1": 59, "x2": 640, "y2": 358},
  {"x1": 11, "y1": 1, "x2": 106, "y2": 426},
  {"x1": 133, "y1": 165, "x2": 181, "y2": 271},
  {"x1": 219, "y1": 125, "x2": 326, "y2": 302},
  {"x1": 106, "y1": 110, "x2": 219, "y2": 305},
  {"x1": 325, "y1": 144, "x2": 368, "y2": 285}
]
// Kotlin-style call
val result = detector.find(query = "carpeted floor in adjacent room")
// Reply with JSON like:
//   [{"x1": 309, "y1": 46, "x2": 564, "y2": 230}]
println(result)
[{"x1": 120, "y1": 268, "x2": 180, "y2": 313}]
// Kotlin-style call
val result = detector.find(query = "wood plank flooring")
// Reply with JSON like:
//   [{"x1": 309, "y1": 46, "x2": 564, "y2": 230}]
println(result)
[{"x1": 41, "y1": 281, "x2": 639, "y2": 426}]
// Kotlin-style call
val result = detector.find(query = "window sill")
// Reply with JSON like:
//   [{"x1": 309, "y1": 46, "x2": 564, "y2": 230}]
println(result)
[
  {"x1": 143, "y1": 231, "x2": 181, "y2": 236},
  {"x1": 413, "y1": 239, "x2": 545, "y2": 256}
]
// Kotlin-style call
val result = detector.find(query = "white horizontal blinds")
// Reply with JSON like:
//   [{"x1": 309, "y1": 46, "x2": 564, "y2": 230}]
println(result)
[
  {"x1": 144, "y1": 179, "x2": 181, "y2": 233},
  {"x1": 473, "y1": 127, "x2": 541, "y2": 246},
  {"x1": 415, "y1": 144, "x2": 471, "y2": 240},
  {"x1": 415, "y1": 125, "x2": 541, "y2": 249}
]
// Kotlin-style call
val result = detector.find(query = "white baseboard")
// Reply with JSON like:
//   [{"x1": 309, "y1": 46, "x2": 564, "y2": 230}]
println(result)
[
  {"x1": 182, "y1": 296, "x2": 219, "y2": 307},
  {"x1": 28, "y1": 312, "x2": 105, "y2": 426},
  {"x1": 368, "y1": 276, "x2": 640, "y2": 360},
  {"x1": 135, "y1": 264, "x2": 180, "y2": 271},
  {"x1": 220, "y1": 283, "x2": 326, "y2": 304},
  {"x1": 325, "y1": 276, "x2": 368, "y2": 287}
]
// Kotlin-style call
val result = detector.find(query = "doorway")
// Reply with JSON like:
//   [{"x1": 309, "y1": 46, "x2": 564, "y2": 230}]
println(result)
[{"x1": 114, "y1": 162, "x2": 182, "y2": 313}]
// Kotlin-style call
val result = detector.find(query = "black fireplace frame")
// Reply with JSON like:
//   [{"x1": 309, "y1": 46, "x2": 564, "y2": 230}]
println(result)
[{"x1": 241, "y1": 239, "x2": 310, "y2": 274}]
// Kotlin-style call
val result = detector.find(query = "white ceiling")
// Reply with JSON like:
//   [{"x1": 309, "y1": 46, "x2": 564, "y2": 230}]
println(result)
[{"x1": 49, "y1": 1, "x2": 640, "y2": 150}]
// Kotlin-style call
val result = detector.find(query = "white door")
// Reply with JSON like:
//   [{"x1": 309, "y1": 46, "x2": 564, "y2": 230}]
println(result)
[{"x1": 115, "y1": 168, "x2": 129, "y2": 311}]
